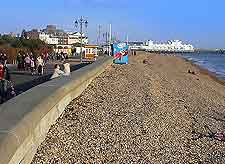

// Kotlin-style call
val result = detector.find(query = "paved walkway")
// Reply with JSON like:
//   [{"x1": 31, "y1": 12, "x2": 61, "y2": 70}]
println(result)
[
  {"x1": 10, "y1": 59, "x2": 79, "y2": 85},
  {"x1": 5, "y1": 59, "x2": 88, "y2": 100}
]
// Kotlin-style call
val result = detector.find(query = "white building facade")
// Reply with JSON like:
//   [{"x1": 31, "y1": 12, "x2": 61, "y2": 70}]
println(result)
[
  {"x1": 39, "y1": 33, "x2": 59, "y2": 45},
  {"x1": 145, "y1": 40, "x2": 194, "y2": 52},
  {"x1": 38, "y1": 32, "x2": 89, "y2": 54},
  {"x1": 68, "y1": 32, "x2": 88, "y2": 45}
]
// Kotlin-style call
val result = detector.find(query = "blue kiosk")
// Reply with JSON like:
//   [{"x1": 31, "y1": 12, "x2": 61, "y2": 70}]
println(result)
[{"x1": 112, "y1": 43, "x2": 129, "y2": 64}]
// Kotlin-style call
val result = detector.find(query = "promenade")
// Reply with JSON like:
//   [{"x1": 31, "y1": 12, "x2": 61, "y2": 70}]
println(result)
[
  {"x1": 32, "y1": 52, "x2": 225, "y2": 163},
  {"x1": 8, "y1": 59, "x2": 88, "y2": 95}
]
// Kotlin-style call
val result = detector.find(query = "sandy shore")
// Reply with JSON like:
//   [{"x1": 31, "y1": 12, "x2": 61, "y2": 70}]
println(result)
[{"x1": 32, "y1": 52, "x2": 225, "y2": 163}]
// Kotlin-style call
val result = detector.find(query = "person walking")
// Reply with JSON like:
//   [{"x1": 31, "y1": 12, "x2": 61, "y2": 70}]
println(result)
[
  {"x1": 3, "y1": 65, "x2": 10, "y2": 81},
  {"x1": 30, "y1": 58, "x2": 35, "y2": 75},
  {"x1": 2, "y1": 53, "x2": 7, "y2": 66},
  {"x1": 36, "y1": 56, "x2": 44, "y2": 76},
  {"x1": 0, "y1": 62, "x2": 6, "y2": 103},
  {"x1": 44, "y1": 53, "x2": 49, "y2": 64},
  {"x1": 21, "y1": 54, "x2": 26, "y2": 71},
  {"x1": 2, "y1": 64, "x2": 15, "y2": 102},
  {"x1": 60, "y1": 52, "x2": 65, "y2": 62},
  {"x1": 16, "y1": 53, "x2": 23, "y2": 70},
  {"x1": 24, "y1": 55, "x2": 31, "y2": 71},
  {"x1": 0, "y1": 62, "x2": 4, "y2": 80},
  {"x1": 0, "y1": 53, "x2": 3, "y2": 64}
]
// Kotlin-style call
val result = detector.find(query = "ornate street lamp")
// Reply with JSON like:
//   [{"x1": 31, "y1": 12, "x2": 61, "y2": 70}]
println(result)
[
  {"x1": 75, "y1": 20, "x2": 78, "y2": 28},
  {"x1": 85, "y1": 20, "x2": 88, "y2": 28},
  {"x1": 75, "y1": 17, "x2": 88, "y2": 62}
]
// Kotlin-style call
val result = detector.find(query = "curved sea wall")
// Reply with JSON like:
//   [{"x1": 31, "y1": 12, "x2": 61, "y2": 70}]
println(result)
[{"x1": 0, "y1": 57, "x2": 112, "y2": 164}]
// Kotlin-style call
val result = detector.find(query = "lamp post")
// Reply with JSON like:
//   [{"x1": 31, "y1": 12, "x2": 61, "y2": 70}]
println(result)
[
  {"x1": 103, "y1": 32, "x2": 109, "y2": 55},
  {"x1": 75, "y1": 16, "x2": 88, "y2": 62}
]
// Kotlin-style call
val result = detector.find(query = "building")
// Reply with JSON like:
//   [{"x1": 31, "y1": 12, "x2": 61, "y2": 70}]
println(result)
[
  {"x1": 45, "y1": 25, "x2": 57, "y2": 33},
  {"x1": 57, "y1": 34, "x2": 68, "y2": 45},
  {"x1": 41, "y1": 25, "x2": 63, "y2": 34},
  {"x1": 26, "y1": 29, "x2": 40, "y2": 39},
  {"x1": 145, "y1": 40, "x2": 194, "y2": 52},
  {"x1": 68, "y1": 32, "x2": 88, "y2": 45},
  {"x1": 129, "y1": 41, "x2": 145, "y2": 50},
  {"x1": 39, "y1": 33, "x2": 58, "y2": 45},
  {"x1": 25, "y1": 25, "x2": 89, "y2": 54},
  {"x1": 129, "y1": 40, "x2": 194, "y2": 52}
]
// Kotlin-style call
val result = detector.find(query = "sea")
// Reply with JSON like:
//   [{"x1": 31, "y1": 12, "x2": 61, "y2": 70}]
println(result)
[{"x1": 178, "y1": 53, "x2": 225, "y2": 80}]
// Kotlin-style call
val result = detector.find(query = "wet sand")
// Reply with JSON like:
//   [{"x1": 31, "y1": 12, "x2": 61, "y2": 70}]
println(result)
[{"x1": 32, "y1": 52, "x2": 225, "y2": 163}]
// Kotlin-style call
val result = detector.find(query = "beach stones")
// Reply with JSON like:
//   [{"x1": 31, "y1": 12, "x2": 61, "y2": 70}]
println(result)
[{"x1": 32, "y1": 52, "x2": 225, "y2": 163}]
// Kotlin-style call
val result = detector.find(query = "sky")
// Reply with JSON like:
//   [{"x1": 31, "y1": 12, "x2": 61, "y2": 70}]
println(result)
[{"x1": 1, "y1": 0, "x2": 225, "y2": 48}]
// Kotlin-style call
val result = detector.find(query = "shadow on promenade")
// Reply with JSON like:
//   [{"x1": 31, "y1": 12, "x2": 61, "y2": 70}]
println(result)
[{"x1": 14, "y1": 63, "x2": 89, "y2": 95}]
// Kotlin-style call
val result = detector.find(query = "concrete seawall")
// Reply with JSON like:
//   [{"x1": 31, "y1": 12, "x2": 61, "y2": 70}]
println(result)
[{"x1": 0, "y1": 57, "x2": 112, "y2": 164}]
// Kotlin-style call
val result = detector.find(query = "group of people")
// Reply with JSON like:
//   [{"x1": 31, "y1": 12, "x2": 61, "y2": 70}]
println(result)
[
  {"x1": 16, "y1": 53, "x2": 47, "y2": 75},
  {"x1": 0, "y1": 55, "x2": 16, "y2": 103},
  {"x1": 16, "y1": 52, "x2": 72, "y2": 79},
  {"x1": 0, "y1": 51, "x2": 71, "y2": 103},
  {"x1": 16, "y1": 52, "x2": 69, "y2": 76},
  {"x1": 55, "y1": 52, "x2": 69, "y2": 62}
]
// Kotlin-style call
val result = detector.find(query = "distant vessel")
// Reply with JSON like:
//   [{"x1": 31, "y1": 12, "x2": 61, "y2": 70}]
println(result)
[{"x1": 130, "y1": 40, "x2": 195, "y2": 53}]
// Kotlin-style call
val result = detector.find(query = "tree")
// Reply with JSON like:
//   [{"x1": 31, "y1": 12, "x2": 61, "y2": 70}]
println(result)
[
  {"x1": 0, "y1": 38, "x2": 5, "y2": 45},
  {"x1": 1, "y1": 35, "x2": 15, "y2": 44},
  {"x1": 0, "y1": 35, "x2": 49, "y2": 52},
  {"x1": 11, "y1": 39, "x2": 23, "y2": 48}
]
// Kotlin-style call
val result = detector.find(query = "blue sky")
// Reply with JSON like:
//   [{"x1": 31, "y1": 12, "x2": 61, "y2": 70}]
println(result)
[{"x1": 1, "y1": 0, "x2": 225, "y2": 48}]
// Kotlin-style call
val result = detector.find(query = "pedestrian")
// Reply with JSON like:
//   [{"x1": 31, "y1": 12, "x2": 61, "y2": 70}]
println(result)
[
  {"x1": 16, "y1": 53, "x2": 23, "y2": 70},
  {"x1": 65, "y1": 53, "x2": 69, "y2": 59},
  {"x1": 0, "y1": 62, "x2": 6, "y2": 103},
  {"x1": 50, "y1": 64, "x2": 65, "y2": 79},
  {"x1": 3, "y1": 65, "x2": 10, "y2": 81},
  {"x1": 61, "y1": 54, "x2": 65, "y2": 62},
  {"x1": 0, "y1": 62, "x2": 4, "y2": 80},
  {"x1": 22, "y1": 54, "x2": 26, "y2": 71},
  {"x1": 30, "y1": 52, "x2": 34, "y2": 59},
  {"x1": 36, "y1": 56, "x2": 44, "y2": 76},
  {"x1": 33, "y1": 54, "x2": 37, "y2": 68},
  {"x1": 56, "y1": 53, "x2": 60, "y2": 60},
  {"x1": 24, "y1": 55, "x2": 31, "y2": 71},
  {"x1": 0, "y1": 53, "x2": 3, "y2": 64},
  {"x1": 2, "y1": 53, "x2": 7, "y2": 66},
  {"x1": 2, "y1": 64, "x2": 15, "y2": 102},
  {"x1": 30, "y1": 58, "x2": 35, "y2": 75},
  {"x1": 44, "y1": 53, "x2": 49, "y2": 64}
]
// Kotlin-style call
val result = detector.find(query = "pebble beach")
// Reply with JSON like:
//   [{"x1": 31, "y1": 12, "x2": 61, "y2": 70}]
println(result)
[{"x1": 32, "y1": 52, "x2": 225, "y2": 163}]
